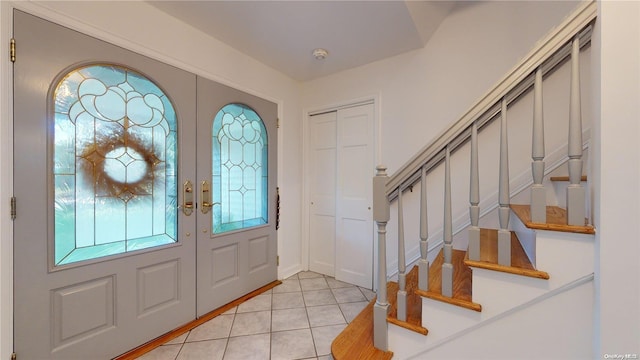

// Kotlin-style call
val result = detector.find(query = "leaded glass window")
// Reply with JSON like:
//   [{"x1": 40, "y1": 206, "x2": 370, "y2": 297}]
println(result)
[
  {"x1": 212, "y1": 104, "x2": 268, "y2": 233},
  {"x1": 53, "y1": 64, "x2": 178, "y2": 266}
]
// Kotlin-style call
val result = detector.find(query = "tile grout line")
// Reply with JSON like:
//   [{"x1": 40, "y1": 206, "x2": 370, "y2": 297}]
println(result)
[
  {"x1": 299, "y1": 274, "x2": 320, "y2": 359},
  {"x1": 221, "y1": 306, "x2": 237, "y2": 360},
  {"x1": 143, "y1": 272, "x2": 359, "y2": 359}
]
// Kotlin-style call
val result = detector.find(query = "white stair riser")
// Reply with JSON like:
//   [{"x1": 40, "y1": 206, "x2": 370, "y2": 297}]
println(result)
[
  {"x1": 388, "y1": 323, "x2": 434, "y2": 360},
  {"x1": 536, "y1": 230, "x2": 594, "y2": 284},
  {"x1": 472, "y1": 269, "x2": 548, "y2": 318},
  {"x1": 420, "y1": 298, "x2": 480, "y2": 341},
  {"x1": 411, "y1": 280, "x2": 595, "y2": 359}
]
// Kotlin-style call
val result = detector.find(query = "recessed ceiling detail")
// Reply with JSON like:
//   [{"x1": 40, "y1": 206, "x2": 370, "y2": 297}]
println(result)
[{"x1": 149, "y1": 1, "x2": 457, "y2": 81}]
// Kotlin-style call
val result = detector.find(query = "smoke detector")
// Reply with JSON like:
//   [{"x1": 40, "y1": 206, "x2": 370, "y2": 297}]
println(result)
[{"x1": 312, "y1": 48, "x2": 328, "y2": 60}]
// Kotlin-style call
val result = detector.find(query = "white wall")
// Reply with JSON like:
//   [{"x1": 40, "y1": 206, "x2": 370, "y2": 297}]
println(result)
[
  {"x1": 301, "y1": 1, "x2": 585, "y2": 278},
  {"x1": 302, "y1": 1, "x2": 582, "y2": 175},
  {"x1": 0, "y1": 1, "x2": 304, "y2": 357},
  {"x1": 594, "y1": 0, "x2": 640, "y2": 356}
]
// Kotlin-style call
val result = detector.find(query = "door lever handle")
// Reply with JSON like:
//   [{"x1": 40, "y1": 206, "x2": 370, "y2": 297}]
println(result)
[
  {"x1": 181, "y1": 180, "x2": 194, "y2": 216},
  {"x1": 200, "y1": 180, "x2": 219, "y2": 214}
]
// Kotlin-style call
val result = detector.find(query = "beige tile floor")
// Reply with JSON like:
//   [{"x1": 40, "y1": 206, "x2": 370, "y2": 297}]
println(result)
[{"x1": 138, "y1": 271, "x2": 376, "y2": 360}]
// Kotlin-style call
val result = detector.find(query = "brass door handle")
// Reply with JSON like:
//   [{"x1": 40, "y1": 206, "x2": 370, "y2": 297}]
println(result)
[
  {"x1": 201, "y1": 180, "x2": 219, "y2": 214},
  {"x1": 182, "y1": 180, "x2": 194, "y2": 216}
]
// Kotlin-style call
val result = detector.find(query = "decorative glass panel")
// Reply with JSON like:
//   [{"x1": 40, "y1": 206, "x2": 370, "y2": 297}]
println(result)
[
  {"x1": 212, "y1": 104, "x2": 268, "y2": 233},
  {"x1": 53, "y1": 65, "x2": 178, "y2": 266}
]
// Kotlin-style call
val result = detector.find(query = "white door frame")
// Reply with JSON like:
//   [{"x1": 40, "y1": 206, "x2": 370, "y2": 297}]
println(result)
[
  {"x1": 0, "y1": 2, "x2": 286, "y2": 357},
  {"x1": 302, "y1": 95, "x2": 381, "y2": 289}
]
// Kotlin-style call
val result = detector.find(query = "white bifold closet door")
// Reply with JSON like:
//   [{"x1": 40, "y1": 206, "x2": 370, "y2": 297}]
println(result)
[{"x1": 308, "y1": 103, "x2": 374, "y2": 289}]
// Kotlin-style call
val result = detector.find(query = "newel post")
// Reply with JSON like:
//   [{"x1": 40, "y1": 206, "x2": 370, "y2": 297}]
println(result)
[{"x1": 373, "y1": 165, "x2": 390, "y2": 350}]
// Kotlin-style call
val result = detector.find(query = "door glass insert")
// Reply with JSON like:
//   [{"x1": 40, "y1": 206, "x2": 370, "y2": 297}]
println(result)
[
  {"x1": 53, "y1": 64, "x2": 178, "y2": 266},
  {"x1": 212, "y1": 104, "x2": 268, "y2": 233}
]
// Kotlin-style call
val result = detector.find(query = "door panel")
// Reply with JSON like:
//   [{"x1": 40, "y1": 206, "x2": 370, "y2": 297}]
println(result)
[
  {"x1": 195, "y1": 77, "x2": 278, "y2": 316},
  {"x1": 335, "y1": 104, "x2": 374, "y2": 288},
  {"x1": 308, "y1": 112, "x2": 337, "y2": 276},
  {"x1": 13, "y1": 11, "x2": 196, "y2": 359}
]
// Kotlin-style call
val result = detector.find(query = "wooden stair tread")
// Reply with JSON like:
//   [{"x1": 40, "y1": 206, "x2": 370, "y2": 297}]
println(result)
[
  {"x1": 464, "y1": 229, "x2": 550, "y2": 279},
  {"x1": 511, "y1": 204, "x2": 595, "y2": 234},
  {"x1": 386, "y1": 266, "x2": 428, "y2": 335},
  {"x1": 550, "y1": 175, "x2": 587, "y2": 181},
  {"x1": 332, "y1": 267, "x2": 427, "y2": 359},
  {"x1": 331, "y1": 296, "x2": 393, "y2": 360},
  {"x1": 416, "y1": 249, "x2": 482, "y2": 312}
]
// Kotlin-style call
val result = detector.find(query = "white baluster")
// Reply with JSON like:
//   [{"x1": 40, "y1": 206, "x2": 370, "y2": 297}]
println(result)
[
  {"x1": 442, "y1": 146, "x2": 453, "y2": 297},
  {"x1": 468, "y1": 121, "x2": 481, "y2": 261},
  {"x1": 418, "y1": 166, "x2": 429, "y2": 291},
  {"x1": 397, "y1": 186, "x2": 407, "y2": 322},
  {"x1": 567, "y1": 36, "x2": 585, "y2": 225},
  {"x1": 498, "y1": 98, "x2": 511, "y2": 266},
  {"x1": 373, "y1": 165, "x2": 389, "y2": 350},
  {"x1": 531, "y1": 67, "x2": 547, "y2": 223}
]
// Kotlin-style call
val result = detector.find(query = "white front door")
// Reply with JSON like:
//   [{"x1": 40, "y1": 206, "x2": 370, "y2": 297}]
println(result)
[
  {"x1": 308, "y1": 104, "x2": 374, "y2": 288},
  {"x1": 195, "y1": 77, "x2": 278, "y2": 316}
]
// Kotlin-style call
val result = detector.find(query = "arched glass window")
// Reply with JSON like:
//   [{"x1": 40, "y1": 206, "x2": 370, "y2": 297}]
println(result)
[
  {"x1": 53, "y1": 64, "x2": 178, "y2": 266},
  {"x1": 212, "y1": 104, "x2": 268, "y2": 233}
]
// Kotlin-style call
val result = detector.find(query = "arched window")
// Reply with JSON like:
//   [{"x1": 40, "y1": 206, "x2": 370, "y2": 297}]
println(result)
[
  {"x1": 212, "y1": 104, "x2": 268, "y2": 233},
  {"x1": 53, "y1": 64, "x2": 178, "y2": 266}
]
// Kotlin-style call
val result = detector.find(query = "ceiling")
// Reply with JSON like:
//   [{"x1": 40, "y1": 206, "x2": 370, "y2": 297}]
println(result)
[{"x1": 149, "y1": 1, "x2": 458, "y2": 81}]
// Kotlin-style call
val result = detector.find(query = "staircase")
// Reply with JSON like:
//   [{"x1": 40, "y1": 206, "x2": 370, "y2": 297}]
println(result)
[{"x1": 332, "y1": 2, "x2": 598, "y2": 359}]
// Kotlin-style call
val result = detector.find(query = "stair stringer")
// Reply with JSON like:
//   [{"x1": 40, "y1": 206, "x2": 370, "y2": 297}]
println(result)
[
  {"x1": 406, "y1": 275, "x2": 595, "y2": 359},
  {"x1": 389, "y1": 300, "x2": 481, "y2": 360},
  {"x1": 473, "y1": 227, "x2": 595, "y2": 319},
  {"x1": 388, "y1": 226, "x2": 594, "y2": 359}
]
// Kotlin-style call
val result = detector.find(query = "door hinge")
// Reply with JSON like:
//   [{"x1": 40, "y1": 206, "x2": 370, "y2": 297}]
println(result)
[
  {"x1": 10, "y1": 38, "x2": 15, "y2": 63},
  {"x1": 276, "y1": 187, "x2": 280, "y2": 230},
  {"x1": 277, "y1": 118, "x2": 280, "y2": 129},
  {"x1": 277, "y1": 255, "x2": 279, "y2": 266},
  {"x1": 11, "y1": 352, "x2": 16, "y2": 360},
  {"x1": 10, "y1": 197, "x2": 16, "y2": 220}
]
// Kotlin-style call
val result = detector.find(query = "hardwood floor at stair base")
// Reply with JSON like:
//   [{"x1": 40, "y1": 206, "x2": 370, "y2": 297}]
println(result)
[
  {"x1": 332, "y1": 266, "x2": 427, "y2": 358},
  {"x1": 331, "y1": 297, "x2": 394, "y2": 359}
]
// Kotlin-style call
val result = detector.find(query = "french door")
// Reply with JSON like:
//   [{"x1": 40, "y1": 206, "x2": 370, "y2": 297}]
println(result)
[
  {"x1": 195, "y1": 78, "x2": 278, "y2": 316},
  {"x1": 13, "y1": 10, "x2": 277, "y2": 359}
]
